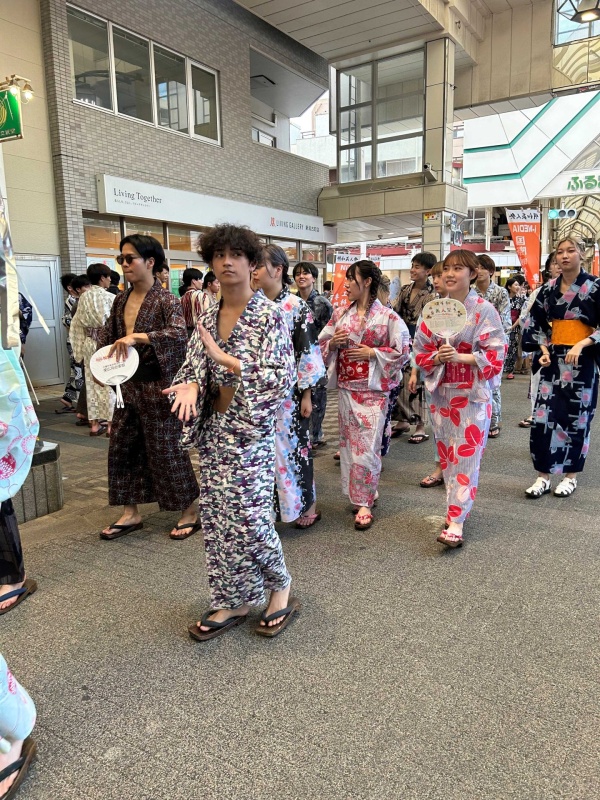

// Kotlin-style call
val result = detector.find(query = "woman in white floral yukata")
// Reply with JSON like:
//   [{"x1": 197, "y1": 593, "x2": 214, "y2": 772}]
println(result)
[
  {"x1": 252, "y1": 244, "x2": 326, "y2": 529},
  {"x1": 319, "y1": 260, "x2": 409, "y2": 531},
  {"x1": 413, "y1": 249, "x2": 506, "y2": 548}
]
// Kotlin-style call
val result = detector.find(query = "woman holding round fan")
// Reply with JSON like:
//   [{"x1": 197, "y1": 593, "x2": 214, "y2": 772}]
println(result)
[{"x1": 413, "y1": 250, "x2": 507, "y2": 548}]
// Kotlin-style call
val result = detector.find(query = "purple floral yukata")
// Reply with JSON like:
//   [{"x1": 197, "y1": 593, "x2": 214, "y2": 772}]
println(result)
[
  {"x1": 522, "y1": 270, "x2": 600, "y2": 475},
  {"x1": 175, "y1": 291, "x2": 295, "y2": 610},
  {"x1": 273, "y1": 287, "x2": 326, "y2": 522}
]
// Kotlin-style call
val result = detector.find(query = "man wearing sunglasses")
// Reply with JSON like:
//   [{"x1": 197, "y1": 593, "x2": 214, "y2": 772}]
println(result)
[{"x1": 96, "y1": 235, "x2": 199, "y2": 542}]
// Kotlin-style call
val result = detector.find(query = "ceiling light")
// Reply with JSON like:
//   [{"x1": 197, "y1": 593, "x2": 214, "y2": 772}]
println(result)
[{"x1": 570, "y1": 0, "x2": 600, "y2": 23}]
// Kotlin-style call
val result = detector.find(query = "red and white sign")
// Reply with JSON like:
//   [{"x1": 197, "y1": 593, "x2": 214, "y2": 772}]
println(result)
[
  {"x1": 331, "y1": 254, "x2": 380, "y2": 309},
  {"x1": 506, "y1": 208, "x2": 541, "y2": 287}
]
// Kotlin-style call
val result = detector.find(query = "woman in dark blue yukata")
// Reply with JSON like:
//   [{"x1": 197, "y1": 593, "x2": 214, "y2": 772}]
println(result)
[{"x1": 522, "y1": 235, "x2": 600, "y2": 499}]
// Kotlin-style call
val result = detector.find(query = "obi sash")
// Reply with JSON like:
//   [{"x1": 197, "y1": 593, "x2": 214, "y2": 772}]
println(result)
[
  {"x1": 551, "y1": 320, "x2": 594, "y2": 346},
  {"x1": 84, "y1": 326, "x2": 102, "y2": 341},
  {"x1": 441, "y1": 362, "x2": 474, "y2": 386},
  {"x1": 338, "y1": 349, "x2": 369, "y2": 383}
]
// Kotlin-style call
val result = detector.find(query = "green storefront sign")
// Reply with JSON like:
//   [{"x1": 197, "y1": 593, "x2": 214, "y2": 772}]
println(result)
[{"x1": 0, "y1": 89, "x2": 23, "y2": 142}]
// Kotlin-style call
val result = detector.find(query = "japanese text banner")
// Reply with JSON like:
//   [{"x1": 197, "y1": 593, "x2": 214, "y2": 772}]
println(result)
[{"x1": 506, "y1": 208, "x2": 541, "y2": 287}]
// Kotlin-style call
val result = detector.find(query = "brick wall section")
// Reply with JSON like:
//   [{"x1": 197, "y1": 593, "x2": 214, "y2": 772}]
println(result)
[{"x1": 40, "y1": 0, "x2": 329, "y2": 272}]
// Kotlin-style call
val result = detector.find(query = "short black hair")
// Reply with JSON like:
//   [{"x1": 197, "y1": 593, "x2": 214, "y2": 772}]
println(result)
[
  {"x1": 119, "y1": 234, "x2": 165, "y2": 270},
  {"x1": 182, "y1": 267, "x2": 203, "y2": 287},
  {"x1": 202, "y1": 270, "x2": 217, "y2": 289},
  {"x1": 412, "y1": 252, "x2": 437, "y2": 270},
  {"x1": 477, "y1": 254, "x2": 496, "y2": 274},
  {"x1": 86, "y1": 263, "x2": 111, "y2": 285},
  {"x1": 514, "y1": 274, "x2": 525, "y2": 285},
  {"x1": 199, "y1": 224, "x2": 262, "y2": 266},
  {"x1": 60, "y1": 273, "x2": 77, "y2": 291},
  {"x1": 72, "y1": 275, "x2": 91, "y2": 291},
  {"x1": 323, "y1": 280, "x2": 333, "y2": 291},
  {"x1": 293, "y1": 261, "x2": 318, "y2": 280},
  {"x1": 152, "y1": 263, "x2": 169, "y2": 276},
  {"x1": 110, "y1": 270, "x2": 121, "y2": 285}
]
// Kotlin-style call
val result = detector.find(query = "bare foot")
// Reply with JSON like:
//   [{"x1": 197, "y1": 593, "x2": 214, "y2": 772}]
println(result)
[
  {"x1": 101, "y1": 513, "x2": 142, "y2": 537},
  {"x1": 0, "y1": 581, "x2": 25, "y2": 612},
  {"x1": 260, "y1": 586, "x2": 291, "y2": 628},
  {"x1": 0, "y1": 739, "x2": 23, "y2": 796},
  {"x1": 170, "y1": 514, "x2": 199, "y2": 539},
  {"x1": 199, "y1": 606, "x2": 249, "y2": 631}
]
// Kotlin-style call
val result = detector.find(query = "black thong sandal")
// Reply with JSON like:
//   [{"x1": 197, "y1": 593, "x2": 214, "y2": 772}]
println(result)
[
  {"x1": 100, "y1": 522, "x2": 144, "y2": 540},
  {"x1": 255, "y1": 597, "x2": 301, "y2": 638},
  {"x1": 0, "y1": 579, "x2": 38, "y2": 617},
  {"x1": 170, "y1": 522, "x2": 201, "y2": 540},
  {"x1": 188, "y1": 611, "x2": 247, "y2": 642},
  {"x1": 54, "y1": 405, "x2": 75, "y2": 415},
  {"x1": 0, "y1": 737, "x2": 37, "y2": 800},
  {"x1": 488, "y1": 426, "x2": 500, "y2": 439},
  {"x1": 408, "y1": 432, "x2": 429, "y2": 444}
]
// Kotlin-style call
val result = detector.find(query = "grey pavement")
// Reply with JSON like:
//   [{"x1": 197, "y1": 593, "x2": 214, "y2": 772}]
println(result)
[{"x1": 2, "y1": 377, "x2": 599, "y2": 799}]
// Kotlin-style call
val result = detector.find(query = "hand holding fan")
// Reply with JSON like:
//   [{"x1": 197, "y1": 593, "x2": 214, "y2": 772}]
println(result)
[
  {"x1": 421, "y1": 298, "x2": 467, "y2": 345},
  {"x1": 90, "y1": 345, "x2": 139, "y2": 408}
]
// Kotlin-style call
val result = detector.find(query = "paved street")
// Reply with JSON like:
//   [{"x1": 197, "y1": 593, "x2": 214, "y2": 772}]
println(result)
[{"x1": 3, "y1": 376, "x2": 599, "y2": 799}]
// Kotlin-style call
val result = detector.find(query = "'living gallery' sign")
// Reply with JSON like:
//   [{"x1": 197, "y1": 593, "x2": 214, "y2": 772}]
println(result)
[{"x1": 97, "y1": 175, "x2": 335, "y2": 243}]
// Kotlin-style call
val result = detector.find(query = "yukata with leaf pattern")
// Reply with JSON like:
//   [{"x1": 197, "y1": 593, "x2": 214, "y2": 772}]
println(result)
[
  {"x1": 320, "y1": 299, "x2": 409, "y2": 509},
  {"x1": 521, "y1": 270, "x2": 600, "y2": 475},
  {"x1": 414, "y1": 290, "x2": 506, "y2": 525},
  {"x1": 175, "y1": 290, "x2": 295, "y2": 610},
  {"x1": 272, "y1": 287, "x2": 326, "y2": 522}
]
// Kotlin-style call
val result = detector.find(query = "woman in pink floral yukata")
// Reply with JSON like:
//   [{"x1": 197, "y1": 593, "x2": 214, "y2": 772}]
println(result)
[
  {"x1": 413, "y1": 250, "x2": 507, "y2": 548},
  {"x1": 319, "y1": 261, "x2": 409, "y2": 531}
]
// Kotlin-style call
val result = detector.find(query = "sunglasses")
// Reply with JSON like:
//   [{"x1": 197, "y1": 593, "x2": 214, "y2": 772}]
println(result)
[{"x1": 116, "y1": 254, "x2": 142, "y2": 266}]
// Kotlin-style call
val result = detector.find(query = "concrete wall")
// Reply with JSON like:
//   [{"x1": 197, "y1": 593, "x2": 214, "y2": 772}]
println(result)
[
  {"x1": 40, "y1": 0, "x2": 329, "y2": 272},
  {"x1": 0, "y1": 0, "x2": 59, "y2": 255},
  {"x1": 455, "y1": 1, "x2": 553, "y2": 109}
]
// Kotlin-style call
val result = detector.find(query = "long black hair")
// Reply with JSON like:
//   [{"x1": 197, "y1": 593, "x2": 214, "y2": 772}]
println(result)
[
  {"x1": 346, "y1": 259, "x2": 381, "y2": 310},
  {"x1": 261, "y1": 244, "x2": 292, "y2": 286}
]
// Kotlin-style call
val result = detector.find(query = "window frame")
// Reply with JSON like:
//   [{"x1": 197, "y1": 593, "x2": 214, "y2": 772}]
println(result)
[
  {"x1": 336, "y1": 49, "x2": 425, "y2": 185},
  {"x1": 66, "y1": 3, "x2": 221, "y2": 146}
]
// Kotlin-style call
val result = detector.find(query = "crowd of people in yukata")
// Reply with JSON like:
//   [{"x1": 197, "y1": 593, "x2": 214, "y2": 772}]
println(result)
[{"x1": 2, "y1": 222, "x2": 600, "y2": 793}]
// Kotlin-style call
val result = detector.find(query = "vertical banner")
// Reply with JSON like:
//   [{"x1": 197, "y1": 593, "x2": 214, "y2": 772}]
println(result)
[
  {"x1": 331, "y1": 254, "x2": 381, "y2": 309},
  {"x1": 506, "y1": 208, "x2": 541, "y2": 286},
  {"x1": 592, "y1": 246, "x2": 599, "y2": 277},
  {"x1": 0, "y1": 90, "x2": 24, "y2": 143}
]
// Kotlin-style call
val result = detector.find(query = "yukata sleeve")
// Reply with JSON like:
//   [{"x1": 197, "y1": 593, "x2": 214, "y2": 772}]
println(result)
[
  {"x1": 314, "y1": 295, "x2": 334, "y2": 332},
  {"x1": 97, "y1": 295, "x2": 121, "y2": 350},
  {"x1": 471, "y1": 302, "x2": 507, "y2": 382},
  {"x1": 521, "y1": 287, "x2": 551, "y2": 352},
  {"x1": 497, "y1": 287, "x2": 512, "y2": 332},
  {"x1": 294, "y1": 304, "x2": 326, "y2": 391},
  {"x1": 413, "y1": 317, "x2": 445, "y2": 392},
  {"x1": 318, "y1": 307, "x2": 342, "y2": 367},
  {"x1": 237, "y1": 309, "x2": 295, "y2": 424},
  {"x1": 69, "y1": 302, "x2": 87, "y2": 363},
  {"x1": 146, "y1": 294, "x2": 187, "y2": 371},
  {"x1": 368, "y1": 311, "x2": 410, "y2": 391}
]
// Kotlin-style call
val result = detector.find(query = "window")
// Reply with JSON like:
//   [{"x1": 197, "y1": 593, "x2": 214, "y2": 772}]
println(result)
[
  {"x1": 154, "y1": 46, "x2": 188, "y2": 133},
  {"x1": 124, "y1": 218, "x2": 165, "y2": 244},
  {"x1": 271, "y1": 239, "x2": 298, "y2": 260},
  {"x1": 555, "y1": 1, "x2": 600, "y2": 44},
  {"x1": 66, "y1": 6, "x2": 221, "y2": 144},
  {"x1": 461, "y1": 208, "x2": 486, "y2": 240},
  {"x1": 83, "y1": 214, "x2": 121, "y2": 250},
  {"x1": 112, "y1": 27, "x2": 153, "y2": 122},
  {"x1": 252, "y1": 127, "x2": 276, "y2": 147},
  {"x1": 301, "y1": 243, "x2": 325, "y2": 262},
  {"x1": 192, "y1": 64, "x2": 219, "y2": 142},
  {"x1": 337, "y1": 50, "x2": 424, "y2": 183},
  {"x1": 67, "y1": 8, "x2": 112, "y2": 110},
  {"x1": 168, "y1": 225, "x2": 205, "y2": 252}
]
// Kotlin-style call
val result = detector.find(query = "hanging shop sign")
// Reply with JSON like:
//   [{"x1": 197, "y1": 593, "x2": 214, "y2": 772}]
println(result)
[
  {"x1": 331, "y1": 253, "x2": 380, "y2": 309},
  {"x1": 505, "y1": 208, "x2": 541, "y2": 287},
  {"x1": 96, "y1": 174, "x2": 336, "y2": 243},
  {"x1": 0, "y1": 90, "x2": 23, "y2": 143},
  {"x1": 539, "y1": 170, "x2": 600, "y2": 199}
]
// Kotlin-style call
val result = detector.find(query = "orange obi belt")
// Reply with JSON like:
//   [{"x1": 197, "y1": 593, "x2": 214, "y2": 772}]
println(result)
[{"x1": 551, "y1": 319, "x2": 595, "y2": 346}]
